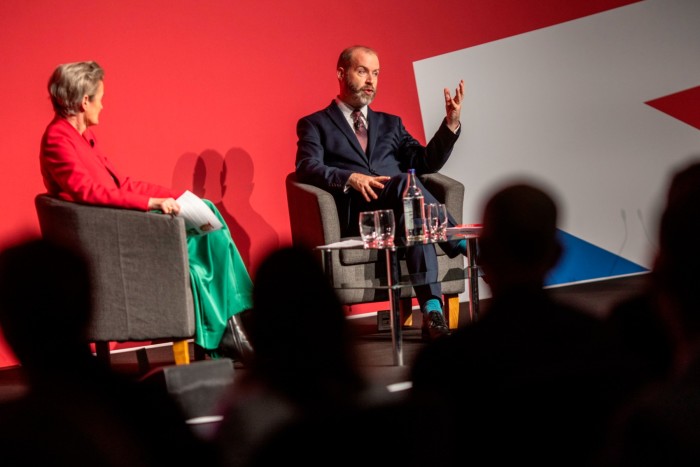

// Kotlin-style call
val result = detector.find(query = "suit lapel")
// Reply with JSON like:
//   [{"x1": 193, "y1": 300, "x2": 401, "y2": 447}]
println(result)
[{"x1": 366, "y1": 107, "x2": 377, "y2": 156}]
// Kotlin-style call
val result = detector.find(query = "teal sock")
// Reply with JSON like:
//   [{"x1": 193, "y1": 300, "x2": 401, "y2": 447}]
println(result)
[
  {"x1": 422, "y1": 298, "x2": 442, "y2": 314},
  {"x1": 458, "y1": 238, "x2": 467, "y2": 255}
]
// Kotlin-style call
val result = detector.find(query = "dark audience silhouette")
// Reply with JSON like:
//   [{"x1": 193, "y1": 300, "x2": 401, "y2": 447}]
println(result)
[
  {"x1": 213, "y1": 245, "x2": 395, "y2": 467},
  {"x1": 5, "y1": 167, "x2": 696, "y2": 466},
  {"x1": 604, "y1": 283, "x2": 674, "y2": 389},
  {"x1": 598, "y1": 159, "x2": 700, "y2": 466},
  {"x1": 410, "y1": 181, "x2": 641, "y2": 466},
  {"x1": 0, "y1": 238, "x2": 213, "y2": 467}
]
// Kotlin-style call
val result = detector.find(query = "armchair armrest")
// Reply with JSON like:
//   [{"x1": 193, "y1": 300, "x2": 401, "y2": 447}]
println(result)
[
  {"x1": 420, "y1": 173, "x2": 465, "y2": 225},
  {"x1": 286, "y1": 173, "x2": 342, "y2": 248},
  {"x1": 34, "y1": 195, "x2": 195, "y2": 342}
]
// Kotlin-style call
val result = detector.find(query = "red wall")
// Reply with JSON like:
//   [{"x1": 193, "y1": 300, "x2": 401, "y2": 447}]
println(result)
[{"x1": 0, "y1": 0, "x2": 639, "y2": 367}]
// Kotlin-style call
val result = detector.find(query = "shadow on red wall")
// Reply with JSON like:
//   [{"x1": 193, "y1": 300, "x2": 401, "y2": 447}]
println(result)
[{"x1": 172, "y1": 147, "x2": 280, "y2": 273}]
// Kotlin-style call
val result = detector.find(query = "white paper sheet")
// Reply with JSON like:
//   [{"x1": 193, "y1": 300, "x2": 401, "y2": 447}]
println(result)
[{"x1": 176, "y1": 190, "x2": 223, "y2": 236}]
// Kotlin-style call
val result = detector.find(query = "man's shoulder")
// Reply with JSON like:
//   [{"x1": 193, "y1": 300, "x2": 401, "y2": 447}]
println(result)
[
  {"x1": 298, "y1": 101, "x2": 336, "y2": 121},
  {"x1": 367, "y1": 108, "x2": 403, "y2": 127},
  {"x1": 368, "y1": 108, "x2": 400, "y2": 118}
]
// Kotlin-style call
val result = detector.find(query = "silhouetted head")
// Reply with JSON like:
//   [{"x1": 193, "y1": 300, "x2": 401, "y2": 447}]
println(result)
[
  {"x1": 654, "y1": 158, "x2": 700, "y2": 337},
  {"x1": 0, "y1": 238, "x2": 93, "y2": 369},
  {"x1": 478, "y1": 182, "x2": 562, "y2": 294},
  {"x1": 250, "y1": 245, "x2": 364, "y2": 405}
]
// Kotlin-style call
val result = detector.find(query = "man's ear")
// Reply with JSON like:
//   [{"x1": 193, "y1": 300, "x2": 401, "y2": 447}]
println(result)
[{"x1": 337, "y1": 67, "x2": 344, "y2": 80}]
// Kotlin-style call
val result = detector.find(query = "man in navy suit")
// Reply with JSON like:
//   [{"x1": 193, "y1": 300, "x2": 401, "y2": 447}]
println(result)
[{"x1": 295, "y1": 45, "x2": 464, "y2": 341}]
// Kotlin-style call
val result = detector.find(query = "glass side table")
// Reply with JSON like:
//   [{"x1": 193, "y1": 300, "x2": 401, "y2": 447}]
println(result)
[{"x1": 317, "y1": 226, "x2": 481, "y2": 366}]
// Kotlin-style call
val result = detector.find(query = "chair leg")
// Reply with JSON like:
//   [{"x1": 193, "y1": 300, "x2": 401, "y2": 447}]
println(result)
[
  {"x1": 172, "y1": 340, "x2": 191, "y2": 365},
  {"x1": 193, "y1": 344, "x2": 208, "y2": 361},
  {"x1": 444, "y1": 294, "x2": 460, "y2": 329},
  {"x1": 136, "y1": 347, "x2": 151, "y2": 374},
  {"x1": 94, "y1": 341, "x2": 111, "y2": 366}
]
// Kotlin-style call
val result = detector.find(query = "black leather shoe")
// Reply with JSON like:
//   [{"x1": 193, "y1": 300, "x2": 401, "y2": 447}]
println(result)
[
  {"x1": 421, "y1": 311, "x2": 451, "y2": 342},
  {"x1": 218, "y1": 311, "x2": 254, "y2": 364}
]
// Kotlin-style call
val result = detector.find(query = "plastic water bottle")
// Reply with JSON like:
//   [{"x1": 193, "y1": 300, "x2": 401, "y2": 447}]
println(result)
[{"x1": 402, "y1": 169, "x2": 425, "y2": 242}]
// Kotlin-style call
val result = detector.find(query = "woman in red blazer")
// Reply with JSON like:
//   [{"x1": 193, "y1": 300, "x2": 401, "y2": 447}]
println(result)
[{"x1": 39, "y1": 61, "x2": 253, "y2": 361}]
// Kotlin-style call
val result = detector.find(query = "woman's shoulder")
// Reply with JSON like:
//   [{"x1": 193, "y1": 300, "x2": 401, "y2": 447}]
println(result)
[
  {"x1": 42, "y1": 117, "x2": 94, "y2": 150},
  {"x1": 43, "y1": 117, "x2": 78, "y2": 139}
]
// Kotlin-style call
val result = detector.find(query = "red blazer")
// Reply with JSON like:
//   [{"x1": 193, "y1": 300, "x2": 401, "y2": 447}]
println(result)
[{"x1": 40, "y1": 117, "x2": 177, "y2": 210}]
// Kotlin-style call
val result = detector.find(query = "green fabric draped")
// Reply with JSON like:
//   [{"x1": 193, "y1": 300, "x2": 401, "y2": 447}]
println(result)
[{"x1": 186, "y1": 200, "x2": 253, "y2": 352}]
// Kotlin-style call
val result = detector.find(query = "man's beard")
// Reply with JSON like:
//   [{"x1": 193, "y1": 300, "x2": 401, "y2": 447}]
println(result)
[{"x1": 345, "y1": 77, "x2": 375, "y2": 106}]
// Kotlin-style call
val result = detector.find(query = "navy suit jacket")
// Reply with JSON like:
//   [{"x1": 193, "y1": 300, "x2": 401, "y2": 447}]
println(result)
[
  {"x1": 295, "y1": 100, "x2": 460, "y2": 234},
  {"x1": 295, "y1": 100, "x2": 459, "y2": 193}
]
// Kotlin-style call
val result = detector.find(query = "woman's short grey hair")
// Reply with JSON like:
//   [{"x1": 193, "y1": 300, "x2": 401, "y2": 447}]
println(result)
[{"x1": 48, "y1": 61, "x2": 104, "y2": 117}]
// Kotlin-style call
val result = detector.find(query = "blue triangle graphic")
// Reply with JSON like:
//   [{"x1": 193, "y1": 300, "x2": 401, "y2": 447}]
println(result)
[{"x1": 545, "y1": 230, "x2": 648, "y2": 286}]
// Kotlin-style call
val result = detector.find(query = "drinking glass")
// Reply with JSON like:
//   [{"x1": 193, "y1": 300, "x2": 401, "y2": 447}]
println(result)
[
  {"x1": 375, "y1": 209, "x2": 395, "y2": 247},
  {"x1": 424, "y1": 203, "x2": 439, "y2": 241},
  {"x1": 358, "y1": 211, "x2": 378, "y2": 248},
  {"x1": 435, "y1": 203, "x2": 449, "y2": 241}
]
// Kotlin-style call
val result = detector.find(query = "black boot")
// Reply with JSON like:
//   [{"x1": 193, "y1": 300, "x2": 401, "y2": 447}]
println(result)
[{"x1": 218, "y1": 310, "x2": 254, "y2": 364}]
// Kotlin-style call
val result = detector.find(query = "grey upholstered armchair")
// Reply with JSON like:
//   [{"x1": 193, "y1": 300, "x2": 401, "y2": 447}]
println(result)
[
  {"x1": 285, "y1": 172, "x2": 466, "y2": 328},
  {"x1": 34, "y1": 194, "x2": 196, "y2": 366}
]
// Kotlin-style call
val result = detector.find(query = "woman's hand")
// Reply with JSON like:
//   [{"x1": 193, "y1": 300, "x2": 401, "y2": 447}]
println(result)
[{"x1": 149, "y1": 197, "x2": 181, "y2": 215}]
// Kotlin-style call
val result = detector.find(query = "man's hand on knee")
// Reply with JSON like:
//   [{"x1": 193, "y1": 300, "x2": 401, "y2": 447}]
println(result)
[{"x1": 347, "y1": 173, "x2": 391, "y2": 202}]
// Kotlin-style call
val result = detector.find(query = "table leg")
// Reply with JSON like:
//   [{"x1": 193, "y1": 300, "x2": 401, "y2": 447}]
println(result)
[
  {"x1": 385, "y1": 248, "x2": 403, "y2": 366},
  {"x1": 466, "y1": 237, "x2": 480, "y2": 323},
  {"x1": 320, "y1": 249, "x2": 333, "y2": 285}
]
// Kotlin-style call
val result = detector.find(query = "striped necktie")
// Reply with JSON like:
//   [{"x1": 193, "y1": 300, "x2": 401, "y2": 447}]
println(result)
[{"x1": 351, "y1": 109, "x2": 367, "y2": 152}]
